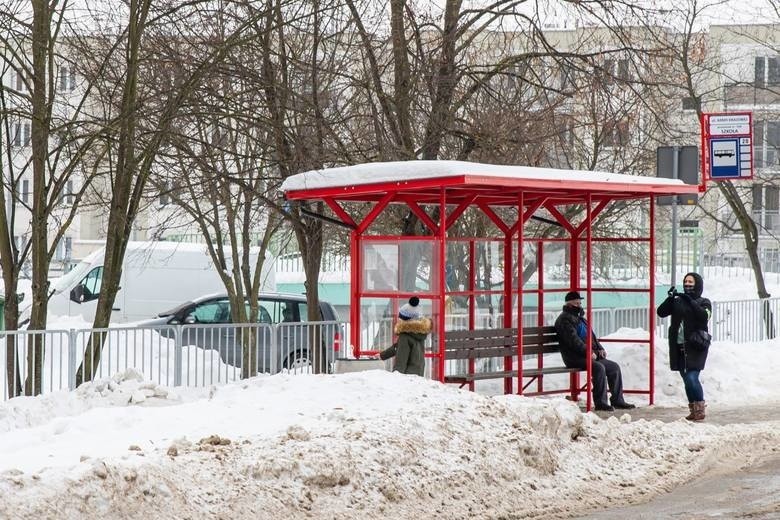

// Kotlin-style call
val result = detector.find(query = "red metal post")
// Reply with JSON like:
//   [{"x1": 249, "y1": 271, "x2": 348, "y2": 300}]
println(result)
[
  {"x1": 438, "y1": 187, "x2": 447, "y2": 382},
  {"x1": 503, "y1": 227, "x2": 513, "y2": 394},
  {"x1": 649, "y1": 195, "x2": 656, "y2": 404},
  {"x1": 468, "y1": 240, "x2": 476, "y2": 391},
  {"x1": 516, "y1": 192, "x2": 524, "y2": 395},
  {"x1": 350, "y1": 230, "x2": 361, "y2": 358},
  {"x1": 536, "y1": 243, "x2": 544, "y2": 393},
  {"x1": 585, "y1": 193, "x2": 593, "y2": 412},
  {"x1": 569, "y1": 217, "x2": 581, "y2": 403}
]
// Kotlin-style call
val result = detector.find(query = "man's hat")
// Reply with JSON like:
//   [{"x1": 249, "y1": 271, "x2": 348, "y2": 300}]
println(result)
[{"x1": 565, "y1": 291, "x2": 583, "y2": 302}]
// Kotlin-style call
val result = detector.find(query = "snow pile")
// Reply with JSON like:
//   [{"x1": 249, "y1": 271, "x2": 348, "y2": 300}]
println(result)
[
  {"x1": 0, "y1": 369, "x2": 182, "y2": 434},
  {"x1": 0, "y1": 371, "x2": 779, "y2": 518}
]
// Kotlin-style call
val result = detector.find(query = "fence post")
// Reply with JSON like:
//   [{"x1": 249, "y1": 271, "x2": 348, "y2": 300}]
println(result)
[
  {"x1": 269, "y1": 323, "x2": 278, "y2": 375},
  {"x1": 174, "y1": 325, "x2": 183, "y2": 387},
  {"x1": 67, "y1": 329, "x2": 77, "y2": 391},
  {"x1": 710, "y1": 301, "x2": 718, "y2": 342}
]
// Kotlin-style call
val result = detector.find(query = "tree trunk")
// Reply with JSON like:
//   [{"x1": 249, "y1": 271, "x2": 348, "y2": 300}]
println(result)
[{"x1": 26, "y1": 0, "x2": 53, "y2": 395}]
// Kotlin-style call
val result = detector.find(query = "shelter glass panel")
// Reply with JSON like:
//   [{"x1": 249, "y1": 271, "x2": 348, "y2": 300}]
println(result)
[
  {"x1": 358, "y1": 296, "x2": 437, "y2": 352},
  {"x1": 399, "y1": 240, "x2": 439, "y2": 294},
  {"x1": 474, "y1": 241, "x2": 504, "y2": 290},
  {"x1": 362, "y1": 243, "x2": 398, "y2": 292},
  {"x1": 445, "y1": 241, "x2": 470, "y2": 293}
]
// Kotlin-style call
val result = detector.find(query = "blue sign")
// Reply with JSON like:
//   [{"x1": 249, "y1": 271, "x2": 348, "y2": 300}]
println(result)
[{"x1": 709, "y1": 138, "x2": 741, "y2": 179}]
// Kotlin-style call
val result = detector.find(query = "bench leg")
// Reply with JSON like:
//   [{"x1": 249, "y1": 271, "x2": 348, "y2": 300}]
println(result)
[{"x1": 570, "y1": 372, "x2": 580, "y2": 401}]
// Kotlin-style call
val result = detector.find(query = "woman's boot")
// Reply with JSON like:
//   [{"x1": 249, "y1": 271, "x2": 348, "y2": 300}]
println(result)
[
  {"x1": 685, "y1": 403, "x2": 695, "y2": 420},
  {"x1": 690, "y1": 401, "x2": 706, "y2": 422}
]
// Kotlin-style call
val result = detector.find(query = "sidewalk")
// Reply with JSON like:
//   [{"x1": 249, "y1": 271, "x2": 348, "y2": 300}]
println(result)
[{"x1": 594, "y1": 402, "x2": 780, "y2": 426}]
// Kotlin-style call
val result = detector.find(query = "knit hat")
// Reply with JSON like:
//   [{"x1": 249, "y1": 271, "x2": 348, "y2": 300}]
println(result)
[
  {"x1": 564, "y1": 291, "x2": 583, "y2": 302},
  {"x1": 398, "y1": 296, "x2": 421, "y2": 320}
]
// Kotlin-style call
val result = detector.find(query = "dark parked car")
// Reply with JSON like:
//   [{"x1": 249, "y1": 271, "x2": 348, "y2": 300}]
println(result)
[{"x1": 137, "y1": 292, "x2": 341, "y2": 371}]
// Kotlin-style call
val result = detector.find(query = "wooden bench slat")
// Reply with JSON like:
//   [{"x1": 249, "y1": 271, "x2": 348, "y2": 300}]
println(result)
[
  {"x1": 444, "y1": 327, "x2": 517, "y2": 340},
  {"x1": 445, "y1": 346, "x2": 518, "y2": 360},
  {"x1": 443, "y1": 325, "x2": 584, "y2": 384}
]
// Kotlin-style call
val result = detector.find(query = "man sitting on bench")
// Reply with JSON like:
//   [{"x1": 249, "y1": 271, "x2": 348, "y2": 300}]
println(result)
[{"x1": 554, "y1": 291, "x2": 636, "y2": 412}]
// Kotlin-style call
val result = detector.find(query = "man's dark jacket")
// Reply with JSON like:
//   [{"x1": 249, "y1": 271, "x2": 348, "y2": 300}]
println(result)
[{"x1": 554, "y1": 304, "x2": 605, "y2": 367}]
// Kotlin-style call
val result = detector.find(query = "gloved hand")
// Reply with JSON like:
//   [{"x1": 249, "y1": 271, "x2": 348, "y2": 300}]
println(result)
[
  {"x1": 667, "y1": 286, "x2": 677, "y2": 297},
  {"x1": 677, "y1": 292, "x2": 691, "y2": 302}
]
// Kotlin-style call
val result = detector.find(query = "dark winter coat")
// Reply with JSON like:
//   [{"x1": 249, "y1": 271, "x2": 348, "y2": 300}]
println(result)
[
  {"x1": 554, "y1": 304, "x2": 606, "y2": 368},
  {"x1": 381, "y1": 317, "x2": 431, "y2": 377},
  {"x1": 656, "y1": 272, "x2": 712, "y2": 371}
]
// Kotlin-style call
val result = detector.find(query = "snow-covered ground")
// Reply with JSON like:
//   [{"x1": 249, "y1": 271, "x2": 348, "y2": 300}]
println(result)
[{"x1": 0, "y1": 273, "x2": 779, "y2": 518}]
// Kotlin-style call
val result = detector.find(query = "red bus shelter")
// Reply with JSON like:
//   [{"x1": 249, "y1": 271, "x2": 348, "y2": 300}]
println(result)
[{"x1": 281, "y1": 160, "x2": 698, "y2": 409}]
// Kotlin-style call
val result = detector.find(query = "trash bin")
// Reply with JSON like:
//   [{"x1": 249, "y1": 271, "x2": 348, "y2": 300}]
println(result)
[{"x1": 333, "y1": 358, "x2": 388, "y2": 374}]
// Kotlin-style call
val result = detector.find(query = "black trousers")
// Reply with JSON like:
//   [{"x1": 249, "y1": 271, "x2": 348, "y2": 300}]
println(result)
[{"x1": 568, "y1": 358, "x2": 625, "y2": 406}]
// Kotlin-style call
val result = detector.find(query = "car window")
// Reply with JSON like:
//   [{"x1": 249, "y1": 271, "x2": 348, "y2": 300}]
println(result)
[
  {"x1": 244, "y1": 302, "x2": 273, "y2": 324},
  {"x1": 281, "y1": 301, "x2": 296, "y2": 322},
  {"x1": 80, "y1": 266, "x2": 103, "y2": 302},
  {"x1": 188, "y1": 299, "x2": 230, "y2": 324},
  {"x1": 259, "y1": 299, "x2": 285, "y2": 324},
  {"x1": 298, "y1": 302, "x2": 309, "y2": 322}
]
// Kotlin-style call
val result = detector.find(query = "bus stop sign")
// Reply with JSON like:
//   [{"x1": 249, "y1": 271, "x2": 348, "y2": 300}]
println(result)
[{"x1": 702, "y1": 112, "x2": 753, "y2": 181}]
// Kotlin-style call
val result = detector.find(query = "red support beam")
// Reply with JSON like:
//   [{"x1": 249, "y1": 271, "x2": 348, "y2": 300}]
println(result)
[
  {"x1": 403, "y1": 199, "x2": 439, "y2": 234},
  {"x1": 477, "y1": 202, "x2": 510, "y2": 234},
  {"x1": 324, "y1": 197, "x2": 357, "y2": 228},
  {"x1": 445, "y1": 194, "x2": 477, "y2": 230},
  {"x1": 573, "y1": 198, "x2": 610, "y2": 238},
  {"x1": 544, "y1": 202, "x2": 576, "y2": 235},
  {"x1": 356, "y1": 192, "x2": 394, "y2": 233}
]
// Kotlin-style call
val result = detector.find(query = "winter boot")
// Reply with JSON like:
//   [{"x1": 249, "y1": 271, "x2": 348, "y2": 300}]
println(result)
[
  {"x1": 689, "y1": 401, "x2": 706, "y2": 422},
  {"x1": 685, "y1": 403, "x2": 695, "y2": 421}
]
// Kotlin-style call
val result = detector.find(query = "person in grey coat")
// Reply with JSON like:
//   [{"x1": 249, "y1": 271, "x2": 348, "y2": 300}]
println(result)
[{"x1": 379, "y1": 296, "x2": 431, "y2": 377}]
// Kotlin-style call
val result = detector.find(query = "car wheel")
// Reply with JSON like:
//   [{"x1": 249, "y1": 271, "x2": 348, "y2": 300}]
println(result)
[{"x1": 284, "y1": 350, "x2": 311, "y2": 371}]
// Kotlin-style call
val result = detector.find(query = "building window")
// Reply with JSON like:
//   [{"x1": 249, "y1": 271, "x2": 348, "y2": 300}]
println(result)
[
  {"x1": 12, "y1": 69, "x2": 27, "y2": 92},
  {"x1": 60, "y1": 180, "x2": 74, "y2": 205},
  {"x1": 752, "y1": 184, "x2": 780, "y2": 233},
  {"x1": 601, "y1": 58, "x2": 630, "y2": 84},
  {"x1": 753, "y1": 120, "x2": 780, "y2": 168},
  {"x1": 555, "y1": 117, "x2": 575, "y2": 146},
  {"x1": 16, "y1": 179, "x2": 30, "y2": 205},
  {"x1": 682, "y1": 97, "x2": 697, "y2": 110},
  {"x1": 755, "y1": 56, "x2": 780, "y2": 88},
  {"x1": 603, "y1": 119, "x2": 629, "y2": 147},
  {"x1": 55, "y1": 236, "x2": 73, "y2": 261},
  {"x1": 11, "y1": 121, "x2": 31, "y2": 147},
  {"x1": 159, "y1": 182, "x2": 170, "y2": 206},
  {"x1": 58, "y1": 65, "x2": 76, "y2": 92}
]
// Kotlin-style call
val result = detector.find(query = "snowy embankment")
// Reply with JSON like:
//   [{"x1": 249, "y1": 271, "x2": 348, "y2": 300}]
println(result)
[{"x1": 1, "y1": 369, "x2": 779, "y2": 519}]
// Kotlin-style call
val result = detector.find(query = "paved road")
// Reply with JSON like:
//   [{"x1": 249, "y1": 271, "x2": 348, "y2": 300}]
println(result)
[{"x1": 574, "y1": 404, "x2": 780, "y2": 519}]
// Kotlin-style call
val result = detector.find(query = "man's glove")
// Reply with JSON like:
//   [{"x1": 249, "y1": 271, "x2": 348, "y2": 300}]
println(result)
[{"x1": 667, "y1": 286, "x2": 677, "y2": 297}]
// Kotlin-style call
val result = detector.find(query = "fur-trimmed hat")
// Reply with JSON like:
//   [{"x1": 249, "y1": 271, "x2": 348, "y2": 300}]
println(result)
[{"x1": 398, "y1": 296, "x2": 421, "y2": 320}]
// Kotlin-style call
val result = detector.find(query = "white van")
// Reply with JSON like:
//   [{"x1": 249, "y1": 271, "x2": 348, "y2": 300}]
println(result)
[{"x1": 41, "y1": 241, "x2": 276, "y2": 323}]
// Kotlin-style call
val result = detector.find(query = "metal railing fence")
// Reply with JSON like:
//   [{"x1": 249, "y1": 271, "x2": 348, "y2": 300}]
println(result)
[{"x1": 1, "y1": 296, "x2": 777, "y2": 400}]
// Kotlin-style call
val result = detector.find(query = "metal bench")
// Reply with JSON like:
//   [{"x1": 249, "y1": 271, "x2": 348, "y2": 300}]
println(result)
[{"x1": 443, "y1": 325, "x2": 583, "y2": 397}]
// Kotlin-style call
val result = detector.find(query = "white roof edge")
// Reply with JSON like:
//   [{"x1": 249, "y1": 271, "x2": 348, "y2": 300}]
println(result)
[{"x1": 280, "y1": 160, "x2": 689, "y2": 192}]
